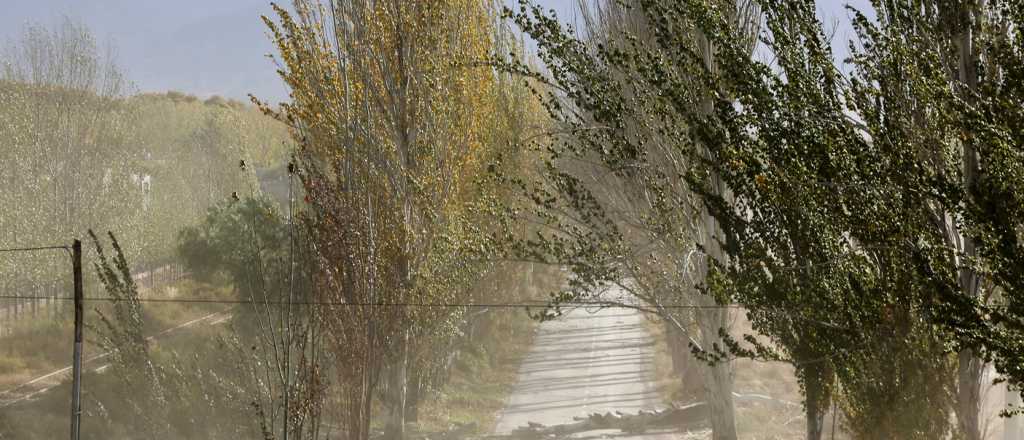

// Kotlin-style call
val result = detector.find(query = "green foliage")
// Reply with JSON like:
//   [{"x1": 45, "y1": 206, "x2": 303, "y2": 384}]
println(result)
[
  {"x1": 500, "y1": 0, "x2": 1024, "y2": 437},
  {"x1": 177, "y1": 196, "x2": 287, "y2": 287},
  {"x1": 89, "y1": 230, "x2": 147, "y2": 368},
  {"x1": 87, "y1": 231, "x2": 275, "y2": 440}
]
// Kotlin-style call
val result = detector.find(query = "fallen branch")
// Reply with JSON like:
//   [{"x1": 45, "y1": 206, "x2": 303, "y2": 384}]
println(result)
[
  {"x1": 502, "y1": 402, "x2": 709, "y2": 439},
  {"x1": 485, "y1": 393, "x2": 798, "y2": 440}
]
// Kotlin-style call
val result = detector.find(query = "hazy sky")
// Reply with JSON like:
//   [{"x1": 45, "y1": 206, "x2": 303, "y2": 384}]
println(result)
[{"x1": 1, "y1": 1, "x2": 872, "y2": 103}]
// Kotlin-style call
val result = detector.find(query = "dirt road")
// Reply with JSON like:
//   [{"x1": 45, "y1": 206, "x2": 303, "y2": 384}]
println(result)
[{"x1": 494, "y1": 303, "x2": 680, "y2": 438}]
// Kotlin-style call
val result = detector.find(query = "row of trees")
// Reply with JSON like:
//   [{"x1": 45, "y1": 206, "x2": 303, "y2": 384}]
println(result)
[
  {"x1": 254, "y1": 1, "x2": 550, "y2": 439},
  {"x1": 163, "y1": 190, "x2": 559, "y2": 440},
  {"x1": 19, "y1": 2, "x2": 1024, "y2": 439},
  {"x1": 2, "y1": 10, "x2": 556, "y2": 440},
  {"x1": 498, "y1": 0, "x2": 1024, "y2": 439}
]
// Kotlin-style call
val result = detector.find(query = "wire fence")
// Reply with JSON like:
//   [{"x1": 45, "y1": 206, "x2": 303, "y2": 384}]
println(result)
[{"x1": 0, "y1": 262, "x2": 187, "y2": 335}]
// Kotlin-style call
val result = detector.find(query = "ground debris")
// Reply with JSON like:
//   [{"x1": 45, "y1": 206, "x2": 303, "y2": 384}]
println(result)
[{"x1": 489, "y1": 402, "x2": 709, "y2": 439}]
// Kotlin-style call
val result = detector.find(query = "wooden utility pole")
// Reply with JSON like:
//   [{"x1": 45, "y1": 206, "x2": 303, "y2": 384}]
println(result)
[{"x1": 70, "y1": 239, "x2": 83, "y2": 440}]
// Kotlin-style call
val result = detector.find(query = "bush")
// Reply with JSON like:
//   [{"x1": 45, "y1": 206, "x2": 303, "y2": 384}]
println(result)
[{"x1": 176, "y1": 195, "x2": 287, "y2": 287}]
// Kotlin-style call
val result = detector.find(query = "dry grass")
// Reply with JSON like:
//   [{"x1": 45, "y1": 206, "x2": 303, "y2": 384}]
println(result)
[
  {"x1": 414, "y1": 310, "x2": 538, "y2": 435},
  {"x1": 2, "y1": 268, "x2": 562, "y2": 439},
  {"x1": 412, "y1": 266, "x2": 565, "y2": 436},
  {"x1": 0, "y1": 279, "x2": 231, "y2": 390},
  {"x1": 0, "y1": 279, "x2": 238, "y2": 440}
]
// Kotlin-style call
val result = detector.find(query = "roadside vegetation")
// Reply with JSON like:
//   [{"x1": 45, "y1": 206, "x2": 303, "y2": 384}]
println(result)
[
  {"x1": 0, "y1": 223, "x2": 559, "y2": 440},
  {"x1": 0, "y1": 278, "x2": 230, "y2": 390},
  {"x1": 2, "y1": 5, "x2": 553, "y2": 439},
  {"x1": 4, "y1": 1, "x2": 1024, "y2": 440}
]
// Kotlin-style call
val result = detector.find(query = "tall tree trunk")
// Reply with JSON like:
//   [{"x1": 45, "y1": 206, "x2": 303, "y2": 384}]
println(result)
[
  {"x1": 697, "y1": 307, "x2": 737, "y2": 440},
  {"x1": 385, "y1": 329, "x2": 410, "y2": 440},
  {"x1": 802, "y1": 362, "x2": 832, "y2": 440},
  {"x1": 406, "y1": 371, "x2": 421, "y2": 423},
  {"x1": 953, "y1": 2, "x2": 984, "y2": 438},
  {"x1": 352, "y1": 333, "x2": 375, "y2": 440},
  {"x1": 958, "y1": 349, "x2": 984, "y2": 440},
  {"x1": 705, "y1": 359, "x2": 737, "y2": 440},
  {"x1": 666, "y1": 321, "x2": 704, "y2": 399},
  {"x1": 361, "y1": 376, "x2": 373, "y2": 440},
  {"x1": 666, "y1": 321, "x2": 686, "y2": 375}
]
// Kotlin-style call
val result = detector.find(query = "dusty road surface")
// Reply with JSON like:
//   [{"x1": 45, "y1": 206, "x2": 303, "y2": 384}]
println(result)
[{"x1": 494, "y1": 303, "x2": 694, "y2": 439}]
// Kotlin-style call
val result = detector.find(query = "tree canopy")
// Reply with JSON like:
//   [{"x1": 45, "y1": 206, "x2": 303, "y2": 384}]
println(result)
[{"x1": 498, "y1": 0, "x2": 1024, "y2": 438}]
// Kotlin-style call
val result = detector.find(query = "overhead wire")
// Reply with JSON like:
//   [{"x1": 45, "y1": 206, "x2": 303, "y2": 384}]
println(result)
[
  {"x1": 0, "y1": 245, "x2": 69, "y2": 254},
  {"x1": 0, "y1": 294, "x2": 742, "y2": 309}
]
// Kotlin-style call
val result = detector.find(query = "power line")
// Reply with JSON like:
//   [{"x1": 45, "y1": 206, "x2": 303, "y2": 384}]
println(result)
[
  {"x1": 0, "y1": 245, "x2": 69, "y2": 254},
  {"x1": 1, "y1": 294, "x2": 1015, "y2": 311},
  {"x1": 0, "y1": 294, "x2": 741, "y2": 309}
]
